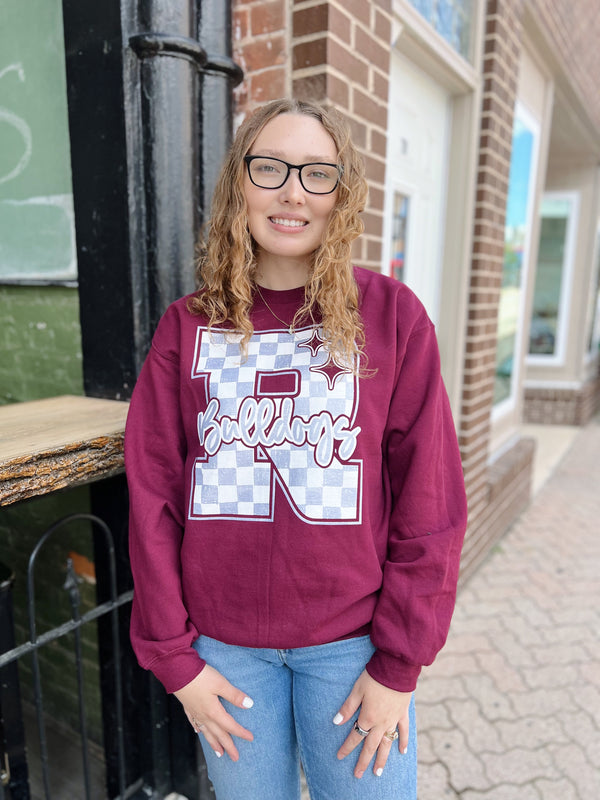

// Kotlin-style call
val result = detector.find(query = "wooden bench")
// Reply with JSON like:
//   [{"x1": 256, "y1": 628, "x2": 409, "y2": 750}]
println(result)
[{"x1": 0, "y1": 395, "x2": 130, "y2": 506}]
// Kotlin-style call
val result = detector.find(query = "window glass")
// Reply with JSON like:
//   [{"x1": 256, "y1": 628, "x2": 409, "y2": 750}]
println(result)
[
  {"x1": 390, "y1": 191, "x2": 410, "y2": 283},
  {"x1": 407, "y1": 0, "x2": 474, "y2": 61},
  {"x1": 528, "y1": 198, "x2": 572, "y2": 357},
  {"x1": 0, "y1": 0, "x2": 76, "y2": 282},
  {"x1": 494, "y1": 110, "x2": 537, "y2": 406}
]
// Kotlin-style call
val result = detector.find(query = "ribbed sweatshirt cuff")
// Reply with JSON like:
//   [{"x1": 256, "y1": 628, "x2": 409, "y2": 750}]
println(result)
[
  {"x1": 148, "y1": 648, "x2": 207, "y2": 694},
  {"x1": 366, "y1": 649, "x2": 422, "y2": 693}
]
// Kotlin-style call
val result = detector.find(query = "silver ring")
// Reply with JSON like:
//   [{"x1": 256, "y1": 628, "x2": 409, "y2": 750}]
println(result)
[
  {"x1": 384, "y1": 729, "x2": 399, "y2": 742},
  {"x1": 353, "y1": 719, "x2": 370, "y2": 738}
]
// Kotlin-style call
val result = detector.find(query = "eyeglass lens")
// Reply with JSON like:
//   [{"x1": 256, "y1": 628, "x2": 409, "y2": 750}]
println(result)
[{"x1": 247, "y1": 157, "x2": 339, "y2": 194}]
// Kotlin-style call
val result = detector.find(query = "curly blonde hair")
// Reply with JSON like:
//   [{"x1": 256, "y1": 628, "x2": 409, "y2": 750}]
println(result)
[{"x1": 190, "y1": 98, "x2": 369, "y2": 368}]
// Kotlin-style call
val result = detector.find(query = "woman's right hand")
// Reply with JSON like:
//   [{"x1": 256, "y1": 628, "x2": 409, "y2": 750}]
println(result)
[{"x1": 173, "y1": 664, "x2": 254, "y2": 760}]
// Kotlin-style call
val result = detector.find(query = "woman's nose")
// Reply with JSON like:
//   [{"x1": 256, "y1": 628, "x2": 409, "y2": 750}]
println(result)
[{"x1": 279, "y1": 169, "x2": 305, "y2": 203}]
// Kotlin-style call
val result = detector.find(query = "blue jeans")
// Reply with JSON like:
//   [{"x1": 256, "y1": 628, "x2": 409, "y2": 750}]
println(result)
[{"x1": 193, "y1": 634, "x2": 417, "y2": 800}]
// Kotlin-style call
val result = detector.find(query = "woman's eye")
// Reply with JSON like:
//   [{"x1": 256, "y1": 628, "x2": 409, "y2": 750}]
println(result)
[
  {"x1": 306, "y1": 166, "x2": 334, "y2": 180},
  {"x1": 255, "y1": 161, "x2": 283, "y2": 174}
]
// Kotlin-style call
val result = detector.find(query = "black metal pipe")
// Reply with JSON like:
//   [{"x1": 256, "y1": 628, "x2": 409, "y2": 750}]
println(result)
[
  {"x1": 198, "y1": 0, "x2": 243, "y2": 216},
  {"x1": 129, "y1": 32, "x2": 208, "y2": 67},
  {"x1": 129, "y1": 1, "x2": 201, "y2": 344}
]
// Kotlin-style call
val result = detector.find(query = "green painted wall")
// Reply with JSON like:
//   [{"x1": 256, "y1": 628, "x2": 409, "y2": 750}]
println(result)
[{"x1": 0, "y1": 285, "x2": 83, "y2": 404}]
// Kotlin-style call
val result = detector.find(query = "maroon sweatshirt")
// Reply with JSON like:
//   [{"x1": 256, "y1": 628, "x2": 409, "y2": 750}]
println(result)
[{"x1": 125, "y1": 267, "x2": 467, "y2": 694}]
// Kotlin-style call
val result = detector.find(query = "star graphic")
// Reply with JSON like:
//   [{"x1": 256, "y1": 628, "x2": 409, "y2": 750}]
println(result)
[
  {"x1": 310, "y1": 355, "x2": 353, "y2": 390},
  {"x1": 297, "y1": 328, "x2": 327, "y2": 357}
]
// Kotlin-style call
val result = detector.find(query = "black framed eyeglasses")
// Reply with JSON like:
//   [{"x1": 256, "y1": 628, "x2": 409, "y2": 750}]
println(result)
[{"x1": 244, "y1": 155, "x2": 342, "y2": 195}]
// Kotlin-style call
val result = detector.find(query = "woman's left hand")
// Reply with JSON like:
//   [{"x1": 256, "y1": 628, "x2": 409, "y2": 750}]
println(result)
[{"x1": 334, "y1": 670, "x2": 412, "y2": 778}]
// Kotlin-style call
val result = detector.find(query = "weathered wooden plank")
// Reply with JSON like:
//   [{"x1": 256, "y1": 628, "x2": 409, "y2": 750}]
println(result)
[{"x1": 0, "y1": 396, "x2": 130, "y2": 506}]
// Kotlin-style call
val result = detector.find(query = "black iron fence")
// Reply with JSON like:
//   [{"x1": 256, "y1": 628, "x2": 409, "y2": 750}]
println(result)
[{"x1": 0, "y1": 514, "x2": 133, "y2": 800}]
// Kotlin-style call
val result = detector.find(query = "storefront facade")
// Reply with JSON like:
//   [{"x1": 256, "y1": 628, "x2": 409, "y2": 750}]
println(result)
[{"x1": 232, "y1": 0, "x2": 600, "y2": 578}]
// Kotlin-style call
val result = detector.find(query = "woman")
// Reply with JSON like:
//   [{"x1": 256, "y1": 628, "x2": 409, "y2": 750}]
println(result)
[{"x1": 125, "y1": 98, "x2": 467, "y2": 800}]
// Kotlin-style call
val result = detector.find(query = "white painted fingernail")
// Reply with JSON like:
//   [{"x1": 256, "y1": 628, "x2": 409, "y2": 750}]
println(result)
[
  {"x1": 376, "y1": 768, "x2": 383, "y2": 777},
  {"x1": 402, "y1": 747, "x2": 408, "y2": 755},
  {"x1": 242, "y1": 696, "x2": 254, "y2": 708},
  {"x1": 333, "y1": 713, "x2": 343, "y2": 725},
  {"x1": 214, "y1": 750, "x2": 222, "y2": 758}
]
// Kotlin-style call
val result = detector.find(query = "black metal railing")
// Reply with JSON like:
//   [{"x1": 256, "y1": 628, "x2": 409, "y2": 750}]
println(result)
[{"x1": 0, "y1": 514, "x2": 134, "y2": 800}]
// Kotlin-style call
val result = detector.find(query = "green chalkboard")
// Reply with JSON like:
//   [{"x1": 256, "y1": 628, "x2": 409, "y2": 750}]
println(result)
[{"x1": 0, "y1": 0, "x2": 77, "y2": 282}]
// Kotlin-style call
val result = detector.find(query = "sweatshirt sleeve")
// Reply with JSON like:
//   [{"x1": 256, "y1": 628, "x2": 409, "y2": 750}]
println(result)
[
  {"x1": 366, "y1": 313, "x2": 467, "y2": 693},
  {"x1": 125, "y1": 309, "x2": 206, "y2": 693}
]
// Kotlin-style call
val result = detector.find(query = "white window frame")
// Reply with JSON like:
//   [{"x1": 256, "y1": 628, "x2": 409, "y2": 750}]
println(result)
[
  {"x1": 585, "y1": 225, "x2": 600, "y2": 361},
  {"x1": 394, "y1": 0, "x2": 480, "y2": 72},
  {"x1": 526, "y1": 191, "x2": 579, "y2": 368}
]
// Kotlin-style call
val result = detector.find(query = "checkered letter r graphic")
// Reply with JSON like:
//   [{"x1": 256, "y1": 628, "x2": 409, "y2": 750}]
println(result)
[{"x1": 189, "y1": 328, "x2": 362, "y2": 524}]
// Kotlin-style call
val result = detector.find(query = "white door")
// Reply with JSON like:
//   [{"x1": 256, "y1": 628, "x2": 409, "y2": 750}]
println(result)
[{"x1": 383, "y1": 51, "x2": 451, "y2": 325}]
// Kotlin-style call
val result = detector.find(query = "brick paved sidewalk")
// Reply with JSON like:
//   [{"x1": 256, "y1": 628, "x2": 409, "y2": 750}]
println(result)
[{"x1": 417, "y1": 415, "x2": 600, "y2": 799}]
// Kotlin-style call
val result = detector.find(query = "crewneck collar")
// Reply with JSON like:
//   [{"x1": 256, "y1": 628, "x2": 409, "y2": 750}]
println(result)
[{"x1": 254, "y1": 284, "x2": 306, "y2": 306}]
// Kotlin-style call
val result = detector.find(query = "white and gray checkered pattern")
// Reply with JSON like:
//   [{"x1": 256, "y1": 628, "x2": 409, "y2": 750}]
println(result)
[{"x1": 188, "y1": 327, "x2": 362, "y2": 523}]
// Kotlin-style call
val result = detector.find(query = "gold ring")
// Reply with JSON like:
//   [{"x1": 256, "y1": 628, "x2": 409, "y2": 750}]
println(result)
[{"x1": 384, "y1": 729, "x2": 399, "y2": 742}]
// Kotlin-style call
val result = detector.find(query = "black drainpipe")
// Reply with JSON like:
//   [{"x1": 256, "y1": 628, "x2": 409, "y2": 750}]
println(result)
[
  {"x1": 127, "y1": 0, "x2": 243, "y2": 360},
  {"x1": 64, "y1": 0, "x2": 242, "y2": 402},
  {"x1": 62, "y1": 1, "x2": 242, "y2": 797}
]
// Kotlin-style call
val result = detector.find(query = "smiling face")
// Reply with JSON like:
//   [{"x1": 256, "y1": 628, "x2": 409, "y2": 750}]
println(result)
[{"x1": 243, "y1": 113, "x2": 339, "y2": 288}]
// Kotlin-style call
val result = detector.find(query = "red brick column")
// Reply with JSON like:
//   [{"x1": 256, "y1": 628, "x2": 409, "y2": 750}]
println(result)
[
  {"x1": 232, "y1": 0, "x2": 289, "y2": 121},
  {"x1": 459, "y1": 0, "x2": 530, "y2": 580},
  {"x1": 292, "y1": 0, "x2": 392, "y2": 270}
]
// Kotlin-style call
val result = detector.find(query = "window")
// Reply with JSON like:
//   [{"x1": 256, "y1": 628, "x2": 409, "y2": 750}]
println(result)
[
  {"x1": 407, "y1": 0, "x2": 474, "y2": 61},
  {"x1": 389, "y1": 191, "x2": 410, "y2": 283},
  {"x1": 0, "y1": 0, "x2": 76, "y2": 283},
  {"x1": 494, "y1": 104, "x2": 540, "y2": 410},
  {"x1": 528, "y1": 194, "x2": 578, "y2": 362}
]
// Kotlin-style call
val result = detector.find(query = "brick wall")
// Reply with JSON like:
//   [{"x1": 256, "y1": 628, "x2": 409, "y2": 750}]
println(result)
[
  {"x1": 524, "y1": 376, "x2": 600, "y2": 426},
  {"x1": 232, "y1": 0, "x2": 289, "y2": 123},
  {"x1": 457, "y1": 0, "x2": 528, "y2": 576},
  {"x1": 232, "y1": 0, "x2": 392, "y2": 271}
]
